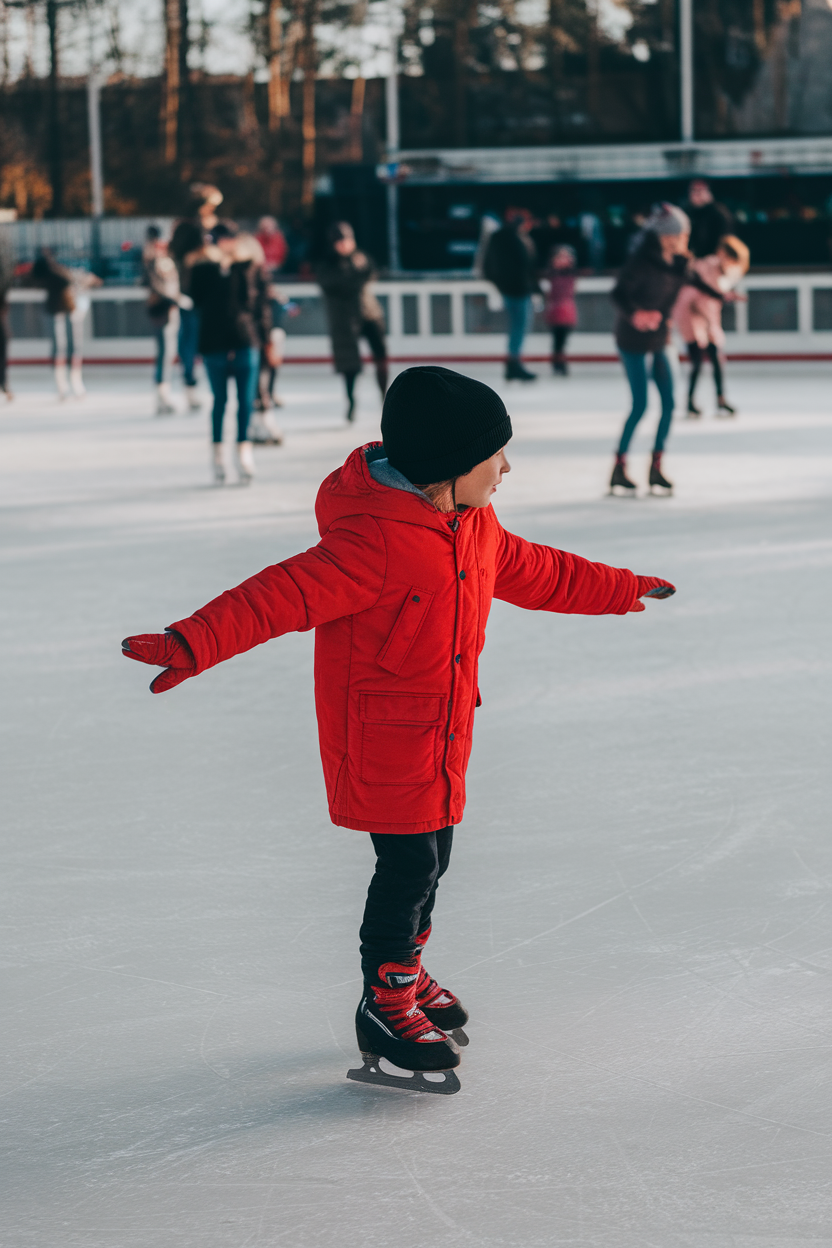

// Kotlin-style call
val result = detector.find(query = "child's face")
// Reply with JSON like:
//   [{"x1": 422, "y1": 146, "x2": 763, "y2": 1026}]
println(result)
[{"x1": 455, "y1": 447, "x2": 511, "y2": 508}]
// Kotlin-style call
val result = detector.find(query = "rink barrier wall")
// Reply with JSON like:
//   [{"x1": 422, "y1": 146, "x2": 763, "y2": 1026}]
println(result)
[{"x1": 8, "y1": 273, "x2": 832, "y2": 365}]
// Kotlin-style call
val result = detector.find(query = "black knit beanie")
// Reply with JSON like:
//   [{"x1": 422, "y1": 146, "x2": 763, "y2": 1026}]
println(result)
[{"x1": 381, "y1": 366, "x2": 512, "y2": 484}]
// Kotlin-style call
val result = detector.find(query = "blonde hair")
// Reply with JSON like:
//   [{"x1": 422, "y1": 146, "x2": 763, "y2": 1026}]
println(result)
[
  {"x1": 718, "y1": 234, "x2": 750, "y2": 274},
  {"x1": 418, "y1": 479, "x2": 456, "y2": 512}
]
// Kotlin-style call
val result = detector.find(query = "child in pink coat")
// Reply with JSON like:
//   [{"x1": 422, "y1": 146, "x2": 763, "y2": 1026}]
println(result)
[
  {"x1": 544, "y1": 245, "x2": 577, "y2": 375},
  {"x1": 673, "y1": 235, "x2": 749, "y2": 417}
]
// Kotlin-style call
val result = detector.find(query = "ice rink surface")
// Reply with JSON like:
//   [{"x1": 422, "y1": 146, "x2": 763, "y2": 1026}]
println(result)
[{"x1": 2, "y1": 361, "x2": 832, "y2": 1247}]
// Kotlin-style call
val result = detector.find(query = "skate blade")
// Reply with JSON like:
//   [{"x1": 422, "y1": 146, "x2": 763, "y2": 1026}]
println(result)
[
  {"x1": 450, "y1": 1028, "x2": 469, "y2": 1047},
  {"x1": 347, "y1": 1054, "x2": 461, "y2": 1095},
  {"x1": 648, "y1": 486, "x2": 673, "y2": 496},
  {"x1": 606, "y1": 488, "x2": 638, "y2": 498}
]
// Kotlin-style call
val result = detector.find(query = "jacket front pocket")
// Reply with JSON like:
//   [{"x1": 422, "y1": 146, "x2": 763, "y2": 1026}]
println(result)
[
  {"x1": 359, "y1": 692, "x2": 443, "y2": 786},
  {"x1": 376, "y1": 588, "x2": 434, "y2": 675}
]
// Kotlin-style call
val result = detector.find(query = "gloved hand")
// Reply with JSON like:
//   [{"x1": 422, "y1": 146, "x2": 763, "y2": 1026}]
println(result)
[
  {"x1": 629, "y1": 576, "x2": 676, "y2": 613},
  {"x1": 122, "y1": 630, "x2": 196, "y2": 693}
]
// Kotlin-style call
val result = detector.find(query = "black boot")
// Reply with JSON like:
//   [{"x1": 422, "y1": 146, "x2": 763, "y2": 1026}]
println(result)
[
  {"x1": 686, "y1": 400, "x2": 702, "y2": 418},
  {"x1": 649, "y1": 452, "x2": 673, "y2": 494},
  {"x1": 355, "y1": 963, "x2": 460, "y2": 1072},
  {"x1": 716, "y1": 397, "x2": 736, "y2": 417},
  {"x1": 609, "y1": 454, "x2": 637, "y2": 495},
  {"x1": 505, "y1": 358, "x2": 537, "y2": 382}
]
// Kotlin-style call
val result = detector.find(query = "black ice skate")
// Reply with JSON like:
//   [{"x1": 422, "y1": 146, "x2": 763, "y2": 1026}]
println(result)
[
  {"x1": 348, "y1": 962, "x2": 461, "y2": 1095},
  {"x1": 414, "y1": 926, "x2": 470, "y2": 1046},
  {"x1": 648, "y1": 452, "x2": 673, "y2": 495},
  {"x1": 608, "y1": 454, "x2": 637, "y2": 496},
  {"x1": 685, "y1": 400, "x2": 702, "y2": 418},
  {"x1": 716, "y1": 398, "x2": 736, "y2": 417},
  {"x1": 505, "y1": 359, "x2": 537, "y2": 382}
]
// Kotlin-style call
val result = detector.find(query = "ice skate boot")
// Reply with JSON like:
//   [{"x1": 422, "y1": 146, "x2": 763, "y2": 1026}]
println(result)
[
  {"x1": 250, "y1": 413, "x2": 284, "y2": 445},
  {"x1": 348, "y1": 962, "x2": 461, "y2": 1095},
  {"x1": 54, "y1": 363, "x2": 69, "y2": 401},
  {"x1": 235, "y1": 441, "x2": 255, "y2": 484},
  {"x1": 414, "y1": 926, "x2": 469, "y2": 1046},
  {"x1": 505, "y1": 359, "x2": 537, "y2": 382},
  {"x1": 608, "y1": 454, "x2": 637, "y2": 496},
  {"x1": 685, "y1": 400, "x2": 702, "y2": 418},
  {"x1": 346, "y1": 396, "x2": 356, "y2": 422},
  {"x1": 69, "y1": 366, "x2": 86, "y2": 398},
  {"x1": 211, "y1": 444, "x2": 226, "y2": 485},
  {"x1": 185, "y1": 385, "x2": 202, "y2": 412},
  {"x1": 648, "y1": 452, "x2": 673, "y2": 495},
  {"x1": 716, "y1": 398, "x2": 736, "y2": 417},
  {"x1": 155, "y1": 383, "x2": 176, "y2": 416}
]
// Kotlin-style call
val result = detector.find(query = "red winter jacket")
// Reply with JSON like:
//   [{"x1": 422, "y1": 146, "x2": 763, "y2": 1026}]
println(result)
[{"x1": 170, "y1": 445, "x2": 641, "y2": 834}]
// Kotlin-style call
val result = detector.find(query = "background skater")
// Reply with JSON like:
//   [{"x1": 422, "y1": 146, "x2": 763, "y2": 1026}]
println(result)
[
  {"x1": 121, "y1": 366, "x2": 675, "y2": 1094},
  {"x1": 315, "y1": 222, "x2": 388, "y2": 422},
  {"x1": 674, "y1": 235, "x2": 749, "y2": 418},
  {"x1": 609, "y1": 203, "x2": 724, "y2": 496}
]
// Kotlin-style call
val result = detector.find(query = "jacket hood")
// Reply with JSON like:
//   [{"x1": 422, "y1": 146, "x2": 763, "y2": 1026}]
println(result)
[{"x1": 316, "y1": 443, "x2": 469, "y2": 537}]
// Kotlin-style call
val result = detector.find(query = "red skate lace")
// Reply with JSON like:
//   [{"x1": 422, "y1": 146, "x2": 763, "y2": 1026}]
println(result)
[
  {"x1": 372, "y1": 982, "x2": 446, "y2": 1042},
  {"x1": 415, "y1": 965, "x2": 457, "y2": 1011}
]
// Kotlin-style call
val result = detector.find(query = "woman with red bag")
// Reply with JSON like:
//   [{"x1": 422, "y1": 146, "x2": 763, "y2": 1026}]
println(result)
[{"x1": 121, "y1": 366, "x2": 675, "y2": 1093}]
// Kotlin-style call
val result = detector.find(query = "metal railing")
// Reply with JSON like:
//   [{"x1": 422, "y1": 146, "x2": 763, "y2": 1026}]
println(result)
[{"x1": 8, "y1": 272, "x2": 832, "y2": 363}]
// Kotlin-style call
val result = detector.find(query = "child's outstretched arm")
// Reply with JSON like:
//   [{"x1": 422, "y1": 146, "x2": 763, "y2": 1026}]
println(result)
[
  {"x1": 494, "y1": 527, "x2": 674, "y2": 616},
  {"x1": 122, "y1": 515, "x2": 386, "y2": 693}
]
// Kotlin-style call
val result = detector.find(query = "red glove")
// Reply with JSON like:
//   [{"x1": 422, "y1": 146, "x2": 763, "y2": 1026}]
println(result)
[
  {"x1": 122, "y1": 630, "x2": 196, "y2": 693},
  {"x1": 629, "y1": 576, "x2": 676, "y2": 613}
]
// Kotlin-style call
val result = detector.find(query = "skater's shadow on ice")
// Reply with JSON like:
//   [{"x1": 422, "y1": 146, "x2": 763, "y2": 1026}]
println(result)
[{"x1": 13, "y1": 1048, "x2": 428, "y2": 1181}]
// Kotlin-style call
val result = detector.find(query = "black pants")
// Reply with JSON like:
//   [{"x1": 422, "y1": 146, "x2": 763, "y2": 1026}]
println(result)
[
  {"x1": 551, "y1": 326, "x2": 570, "y2": 356},
  {"x1": 688, "y1": 341, "x2": 724, "y2": 400},
  {"x1": 359, "y1": 827, "x2": 453, "y2": 985},
  {"x1": 343, "y1": 319, "x2": 388, "y2": 402}
]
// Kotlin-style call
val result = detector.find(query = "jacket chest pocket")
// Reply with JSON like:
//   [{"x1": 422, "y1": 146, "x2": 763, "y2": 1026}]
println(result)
[
  {"x1": 376, "y1": 588, "x2": 434, "y2": 675},
  {"x1": 360, "y1": 693, "x2": 443, "y2": 786}
]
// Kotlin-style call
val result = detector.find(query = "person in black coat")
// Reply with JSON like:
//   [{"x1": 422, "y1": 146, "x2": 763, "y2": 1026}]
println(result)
[
  {"x1": 189, "y1": 222, "x2": 272, "y2": 485},
  {"x1": 609, "y1": 203, "x2": 723, "y2": 496},
  {"x1": 314, "y1": 222, "x2": 388, "y2": 423},
  {"x1": 483, "y1": 209, "x2": 540, "y2": 381},
  {"x1": 686, "y1": 180, "x2": 735, "y2": 259}
]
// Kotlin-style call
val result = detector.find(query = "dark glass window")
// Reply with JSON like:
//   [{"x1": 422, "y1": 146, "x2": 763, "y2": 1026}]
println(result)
[
  {"x1": 812, "y1": 288, "x2": 832, "y2": 330},
  {"x1": 694, "y1": 0, "x2": 832, "y2": 138},
  {"x1": 399, "y1": 0, "x2": 679, "y2": 148},
  {"x1": 430, "y1": 292, "x2": 453, "y2": 334},
  {"x1": 747, "y1": 289, "x2": 798, "y2": 331},
  {"x1": 402, "y1": 293, "x2": 420, "y2": 334}
]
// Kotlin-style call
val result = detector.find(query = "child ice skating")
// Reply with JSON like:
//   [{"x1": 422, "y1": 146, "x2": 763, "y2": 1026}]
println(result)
[
  {"x1": 122, "y1": 366, "x2": 675, "y2": 1094},
  {"x1": 673, "y1": 235, "x2": 749, "y2": 418}
]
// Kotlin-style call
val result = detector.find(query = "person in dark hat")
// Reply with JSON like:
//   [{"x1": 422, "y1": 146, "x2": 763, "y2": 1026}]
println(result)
[
  {"x1": 121, "y1": 365, "x2": 675, "y2": 1093},
  {"x1": 314, "y1": 221, "x2": 387, "y2": 422}
]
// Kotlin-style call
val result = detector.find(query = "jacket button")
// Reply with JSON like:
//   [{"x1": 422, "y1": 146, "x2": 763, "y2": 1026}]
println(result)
[
  {"x1": 449, "y1": 732, "x2": 455, "y2": 741},
  {"x1": 412, "y1": 595, "x2": 420, "y2": 602},
  {"x1": 459, "y1": 570, "x2": 466, "y2": 580},
  {"x1": 455, "y1": 654, "x2": 461, "y2": 663}
]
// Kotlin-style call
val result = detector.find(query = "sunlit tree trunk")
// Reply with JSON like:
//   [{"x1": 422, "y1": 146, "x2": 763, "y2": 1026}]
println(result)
[
  {"x1": 161, "y1": 0, "x2": 181, "y2": 164},
  {"x1": 299, "y1": 1, "x2": 318, "y2": 210},
  {"x1": 349, "y1": 75, "x2": 365, "y2": 162},
  {"x1": 46, "y1": 0, "x2": 63, "y2": 214}
]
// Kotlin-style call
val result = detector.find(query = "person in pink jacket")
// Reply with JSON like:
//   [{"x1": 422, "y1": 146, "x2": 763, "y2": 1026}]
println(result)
[
  {"x1": 673, "y1": 235, "x2": 749, "y2": 417},
  {"x1": 544, "y1": 245, "x2": 578, "y2": 375}
]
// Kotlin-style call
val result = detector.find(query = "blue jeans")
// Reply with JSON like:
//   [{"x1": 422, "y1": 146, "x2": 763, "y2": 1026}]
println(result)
[
  {"x1": 503, "y1": 295, "x2": 531, "y2": 359},
  {"x1": 203, "y1": 347, "x2": 260, "y2": 444},
  {"x1": 617, "y1": 349, "x2": 675, "y2": 455},
  {"x1": 178, "y1": 307, "x2": 200, "y2": 387}
]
